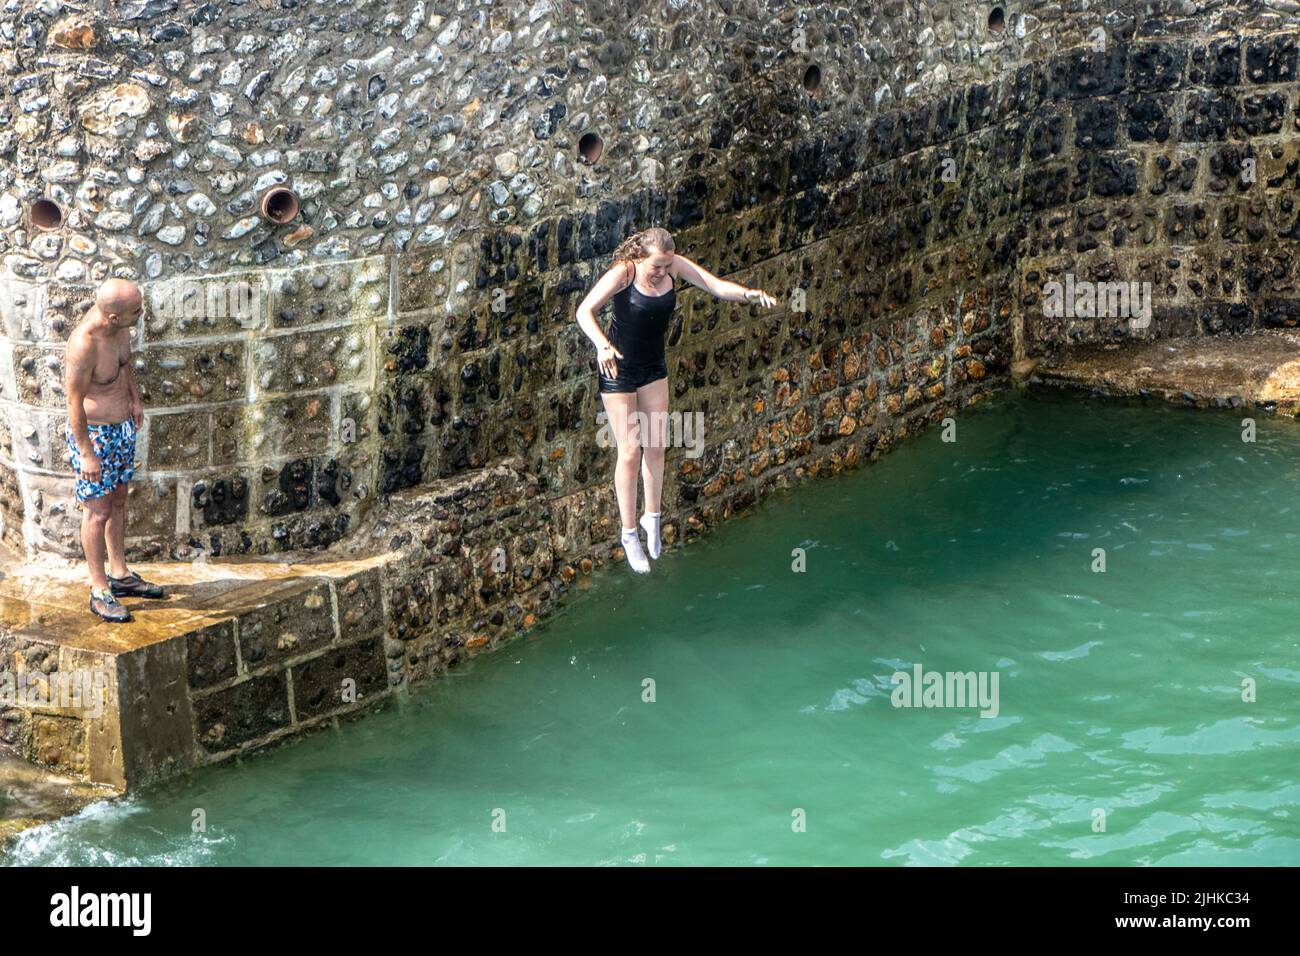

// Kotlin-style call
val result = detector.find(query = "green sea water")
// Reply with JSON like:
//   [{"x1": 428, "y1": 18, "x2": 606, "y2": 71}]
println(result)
[{"x1": 5, "y1": 388, "x2": 1298, "y2": 866}]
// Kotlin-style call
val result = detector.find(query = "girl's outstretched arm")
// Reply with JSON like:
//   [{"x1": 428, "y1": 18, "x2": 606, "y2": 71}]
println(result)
[{"x1": 673, "y1": 254, "x2": 777, "y2": 307}]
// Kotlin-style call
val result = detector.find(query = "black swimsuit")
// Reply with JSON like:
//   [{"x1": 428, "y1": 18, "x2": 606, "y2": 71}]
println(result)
[{"x1": 598, "y1": 265, "x2": 674, "y2": 393}]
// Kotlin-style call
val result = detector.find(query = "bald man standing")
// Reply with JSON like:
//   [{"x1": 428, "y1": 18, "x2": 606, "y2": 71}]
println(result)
[{"x1": 65, "y1": 278, "x2": 165, "y2": 622}]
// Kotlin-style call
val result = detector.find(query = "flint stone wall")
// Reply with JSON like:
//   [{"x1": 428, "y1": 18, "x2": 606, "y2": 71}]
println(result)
[{"x1": 0, "y1": 0, "x2": 1295, "y2": 563}]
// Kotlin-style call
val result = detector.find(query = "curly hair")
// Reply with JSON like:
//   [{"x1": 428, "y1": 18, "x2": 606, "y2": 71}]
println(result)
[{"x1": 612, "y1": 227, "x2": 675, "y2": 281}]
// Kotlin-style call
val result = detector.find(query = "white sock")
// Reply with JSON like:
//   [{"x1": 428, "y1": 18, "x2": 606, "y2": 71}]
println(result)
[
  {"x1": 639, "y1": 511, "x2": 661, "y2": 559},
  {"x1": 620, "y1": 527, "x2": 650, "y2": 574}
]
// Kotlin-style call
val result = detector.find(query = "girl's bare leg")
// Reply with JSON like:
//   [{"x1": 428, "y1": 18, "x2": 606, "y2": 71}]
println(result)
[
  {"x1": 636, "y1": 377, "x2": 668, "y2": 514},
  {"x1": 600, "y1": 390, "x2": 651, "y2": 573},
  {"x1": 635, "y1": 377, "x2": 669, "y2": 559},
  {"x1": 599, "y1": 390, "x2": 641, "y2": 531}
]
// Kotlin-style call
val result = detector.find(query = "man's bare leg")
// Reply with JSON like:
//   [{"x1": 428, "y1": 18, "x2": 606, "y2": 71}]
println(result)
[
  {"x1": 81, "y1": 496, "x2": 113, "y2": 592},
  {"x1": 105, "y1": 483, "x2": 130, "y2": 579}
]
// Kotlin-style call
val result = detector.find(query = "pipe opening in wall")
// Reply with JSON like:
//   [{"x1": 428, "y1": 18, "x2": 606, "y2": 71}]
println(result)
[
  {"x1": 578, "y1": 132, "x2": 603, "y2": 165},
  {"x1": 260, "y1": 187, "x2": 300, "y2": 224},
  {"x1": 988, "y1": 7, "x2": 1006, "y2": 35},
  {"x1": 803, "y1": 64, "x2": 822, "y2": 94},
  {"x1": 30, "y1": 199, "x2": 63, "y2": 230}
]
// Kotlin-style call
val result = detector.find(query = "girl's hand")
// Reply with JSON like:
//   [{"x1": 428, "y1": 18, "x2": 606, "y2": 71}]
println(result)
[
  {"x1": 597, "y1": 341, "x2": 624, "y2": 379},
  {"x1": 744, "y1": 288, "x2": 776, "y2": 308}
]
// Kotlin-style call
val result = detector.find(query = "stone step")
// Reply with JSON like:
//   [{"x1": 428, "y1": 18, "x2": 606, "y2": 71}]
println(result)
[
  {"x1": 1025, "y1": 330, "x2": 1300, "y2": 415},
  {"x1": 0, "y1": 542, "x2": 392, "y2": 790}
]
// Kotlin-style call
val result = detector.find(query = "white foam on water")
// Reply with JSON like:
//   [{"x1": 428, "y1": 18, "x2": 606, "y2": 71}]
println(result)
[{"x1": 3, "y1": 796, "x2": 234, "y2": 867}]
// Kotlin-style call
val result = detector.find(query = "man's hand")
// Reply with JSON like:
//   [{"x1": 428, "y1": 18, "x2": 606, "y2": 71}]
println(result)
[
  {"x1": 744, "y1": 288, "x2": 777, "y2": 308},
  {"x1": 80, "y1": 450, "x2": 103, "y2": 485},
  {"x1": 132, "y1": 399, "x2": 144, "y2": 429}
]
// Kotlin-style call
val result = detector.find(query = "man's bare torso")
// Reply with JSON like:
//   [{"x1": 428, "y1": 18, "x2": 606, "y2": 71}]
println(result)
[{"x1": 69, "y1": 308, "x2": 133, "y2": 424}]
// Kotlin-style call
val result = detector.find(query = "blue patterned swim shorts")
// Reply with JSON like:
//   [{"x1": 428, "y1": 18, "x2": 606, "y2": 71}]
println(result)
[{"x1": 65, "y1": 419, "x2": 137, "y2": 502}]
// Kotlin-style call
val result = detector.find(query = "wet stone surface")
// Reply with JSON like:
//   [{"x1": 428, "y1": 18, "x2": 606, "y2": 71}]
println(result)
[{"x1": 0, "y1": 751, "x2": 114, "y2": 845}]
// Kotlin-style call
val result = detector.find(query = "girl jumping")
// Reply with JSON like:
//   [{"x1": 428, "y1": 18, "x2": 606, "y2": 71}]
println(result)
[{"x1": 575, "y1": 227, "x2": 776, "y2": 574}]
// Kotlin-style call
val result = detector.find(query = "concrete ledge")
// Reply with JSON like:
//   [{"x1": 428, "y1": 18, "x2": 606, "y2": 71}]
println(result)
[
  {"x1": 0, "y1": 545, "x2": 394, "y2": 789},
  {"x1": 1026, "y1": 330, "x2": 1300, "y2": 414}
]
